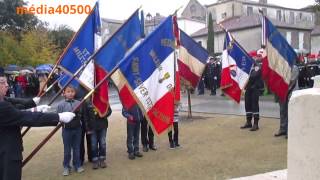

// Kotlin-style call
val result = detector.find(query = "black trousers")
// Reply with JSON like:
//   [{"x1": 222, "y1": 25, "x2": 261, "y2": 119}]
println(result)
[
  {"x1": 141, "y1": 117, "x2": 154, "y2": 147},
  {"x1": 80, "y1": 129, "x2": 92, "y2": 164},
  {"x1": 245, "y1": 88, "x2": 260, "y2": 119},
  {"x1": 168, "y1": 122, "x2": 179, "y2": 145},
  {"x1": 0, "y1": 154, "x2": 22, "y2": 180}
]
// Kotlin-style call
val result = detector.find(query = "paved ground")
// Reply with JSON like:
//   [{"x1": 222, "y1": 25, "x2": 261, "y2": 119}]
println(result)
[{"x1": 106, "y1": 87, "x2": 280, "y2": 118}]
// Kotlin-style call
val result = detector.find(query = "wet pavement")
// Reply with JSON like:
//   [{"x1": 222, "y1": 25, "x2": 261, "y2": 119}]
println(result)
[
  {"x1": 40, "y1": 87, "x2": 280, "y2": 119},
  {"x1": 108, "y1": 88, "x2": 280, "y2": 119}
]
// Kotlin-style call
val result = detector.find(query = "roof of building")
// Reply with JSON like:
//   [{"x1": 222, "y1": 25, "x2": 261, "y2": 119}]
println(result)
[
  {"x1": 191, "y1": 14, "x2": 314, "y2": 38},
  {"x1": 205, "y1": 0, "x2": 313, "y2": 12},
  {"x1": 177, "y1": 16, "x2": 207, "y2": 24},
  {"x1": 312, "y1": 25, "x2": 320, "y2": 36},
  {"x1": 101, "y1": 18, "x2": 123, "y2": 24}
]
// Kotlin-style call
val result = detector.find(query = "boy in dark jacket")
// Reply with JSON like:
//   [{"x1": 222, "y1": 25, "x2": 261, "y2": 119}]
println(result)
[
  {"x1": 122, "y1": 104, "x2": 143, "y2": 160},
  {"x1": 84, "y1": 101, "x2": 112, "y2": 169}
]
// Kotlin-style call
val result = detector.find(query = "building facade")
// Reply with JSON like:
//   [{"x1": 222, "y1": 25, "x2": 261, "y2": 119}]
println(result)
[{"x1": 182, "y1": 0, "x2": 315, "y2": 54}]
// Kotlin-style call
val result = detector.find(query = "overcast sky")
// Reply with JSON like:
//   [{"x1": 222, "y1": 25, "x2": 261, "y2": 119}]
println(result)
[{"x1": 25, "y1": 0, "x2": 316, "y2": 31}]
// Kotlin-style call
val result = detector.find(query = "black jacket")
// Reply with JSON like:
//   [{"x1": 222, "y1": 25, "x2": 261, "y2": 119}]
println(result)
[
  {"x1": 122, "y1": 104, "x2": 143, "y2": 123},
  {"x1": 84, "y1": 102, "x2": 112, "y2": 131},
  {"x1": 0, "y1": 99, "x2": 59, "y2": 164},
  {"x1": 246, "y1": 63, "x2": 264, "y2": 91}
]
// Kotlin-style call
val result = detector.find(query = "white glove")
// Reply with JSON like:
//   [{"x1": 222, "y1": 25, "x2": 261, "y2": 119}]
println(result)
[
  {"x1": 32, "y1": 97, "x2": 41, "y2": 105},
  {"x1": 58, "y1": 112, "x2": 76, "y2": 124},
  {"x1": 36, "y1": 105, "x2": 51, "y2": 112}
]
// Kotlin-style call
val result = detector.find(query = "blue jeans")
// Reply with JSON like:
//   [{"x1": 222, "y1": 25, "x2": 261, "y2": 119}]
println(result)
[
  {"x1": 127, "y1": 120, "x2": 140, "y2": 154},
  {"x1": 62, "y1": 127, "x2": 82, "y2": 169},
  {"x1": 90, "y1": 128, "x2": 107, "y2": 162}
]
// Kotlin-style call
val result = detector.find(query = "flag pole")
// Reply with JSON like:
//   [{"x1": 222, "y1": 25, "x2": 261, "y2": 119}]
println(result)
[
  {"x1": 21, "y1": 7, "x2": 141, "y2": 137},
  {"x1": 46, "y1": 7, "x2": 141, "y2": 106},
  {"x1": 22, "y1": 8, "x2": 143, "y2": 166},
  {"x1": 37, "y1": 3, "x2": 98, "y2": 98},
  {"x1": 21, "y1": 79, "x2": 59, "y2": 137},
  {"x1": 22, "y1": 58, "x2": 122, "y2": 167},
  {"x1": 187, "y1": 88, "x2": 192, "y2": 118}
]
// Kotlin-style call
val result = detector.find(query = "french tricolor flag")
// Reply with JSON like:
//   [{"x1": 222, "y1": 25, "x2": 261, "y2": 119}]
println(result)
[
  {"x1": 261, "y1": 16, "x2": 297, "y2": 102},
  {"x1": 178, "y1": 30, "x2": 209, "y2": 88},
  {"x1": 117, "y1": 16, "x2": 175, "y2": 134},
  {"x1": 221, "y1": 31, "x2": 253, "y2": 103}
]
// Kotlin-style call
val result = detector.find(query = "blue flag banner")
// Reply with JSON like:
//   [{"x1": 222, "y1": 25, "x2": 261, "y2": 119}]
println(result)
[
  {"x1": 58, "y1": 2, "x2": 100, "y2": 89},
  {"x1": 93, "y1": 10, "x2": 142, "y2": 72},
  {"x1": 116, "y1": 16, "x2": 175, "y2": 135}
]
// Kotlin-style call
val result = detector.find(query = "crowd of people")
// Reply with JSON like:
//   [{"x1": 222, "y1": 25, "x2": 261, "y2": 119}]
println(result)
[
  {"x1": 0, "y1": 50, "x2": 313, "y2": 179},
  {"x1": 0, "y1": 66, "x2": 181, "y2": 179},
  {"x1": 4, "y1": 71, "x2": 59, "y2": 99}
]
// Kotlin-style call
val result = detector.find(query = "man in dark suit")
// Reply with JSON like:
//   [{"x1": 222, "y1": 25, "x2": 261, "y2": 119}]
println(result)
[{"x1": 0, "y1": 72, "x2": 75, "y2": 180}]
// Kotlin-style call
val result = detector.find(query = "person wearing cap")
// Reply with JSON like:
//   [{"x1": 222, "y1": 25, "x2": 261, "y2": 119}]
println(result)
[
  {"x1": 205, "y1": 57, "x2": 220, "y2": 96},
  {"x1": 274, "y1": 63, "x2": 299, "y2": 138},
  {"x1": 241, "y1": 50, "x2": 264, "y2": 131},
  {"x1": 0, "y1": 72, "x2": 75, "y2": 180}
]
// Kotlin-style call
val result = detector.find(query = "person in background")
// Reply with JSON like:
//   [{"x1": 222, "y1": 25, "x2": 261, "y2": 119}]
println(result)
[
  {"x1": 274, "y1": 64, "x2": 299, "y2": 138},
  {"x1": 122, "y1": 104, "x2": 143, "y2": 160},
  {"x1": 168, "y1": 102, "x2": 181, "y2": 149},
  {"x1": 84, "y1": 100, "x2": 112, "y2": 169},
  {"x1": 241, "y1": 51, "x2": 263, "y2": 131},
  {"x1": 141, "y1": 117, "x2": 157, "y2": 152}
]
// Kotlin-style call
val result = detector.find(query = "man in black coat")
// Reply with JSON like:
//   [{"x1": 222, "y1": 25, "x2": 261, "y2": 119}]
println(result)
[
  {"x1": 205, "y1": 57, "x2": 220, "y2": 95},
  {"x1": 0, "y1": 72, "x2": 75, "y2": 180},
  {"x1": 241, "y1": 58, "x2": 263, "y2": 131}
]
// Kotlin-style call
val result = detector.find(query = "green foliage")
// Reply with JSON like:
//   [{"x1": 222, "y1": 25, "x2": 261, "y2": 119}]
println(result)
[
  {"x1": 0, "y1": 28, "x2": 58, "y2": 67},
  {"x1": 0, "y1": 0, "x2": 39, "y2": 40},
  {"x1": 207, "y1": 13, "x2": 215, "y2": 56},
  {"x1": 49, "y1": 25, "x2": 74, "y2": 54}
]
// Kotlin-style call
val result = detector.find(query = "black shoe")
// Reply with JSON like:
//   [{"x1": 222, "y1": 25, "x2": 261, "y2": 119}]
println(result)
[
  {"x1": 149, "y1": 145, "x2": 157, "y2": 151},
  {"x1": 92, "y1": 162, "x2": 99, "y2": 169},
  {"x1": 274, "y1": 131, "x2": 287, "y2": 137},
  {"x1": 250, "y1": 124, "x2": 259, "y2": 131},
  {"x1": 175, "y1": 144, "x2": 181, "y2": 148},
  {"x1": 134, "y1": 152, "x2": 143, "y2": 157},
  {"x1": 143, "y1": 146, "x2": 149, "y2": 152},
  {"x1": 169, "y1": 142, "x2": 175, "y2": 149},
  {"x1": 99, "y1": 160, "x2": 107, "y2": 168},
  {"x1": 128, "y1": 153, "x2": 135, "y2": 160},
  {"x1": 240, "y1": 123, "x2": 252, "y2": 129}
]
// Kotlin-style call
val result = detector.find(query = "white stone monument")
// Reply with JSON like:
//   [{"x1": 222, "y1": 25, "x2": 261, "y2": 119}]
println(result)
[{"x1": 288, "y1": 75, "x2": 320, "y2": 180}]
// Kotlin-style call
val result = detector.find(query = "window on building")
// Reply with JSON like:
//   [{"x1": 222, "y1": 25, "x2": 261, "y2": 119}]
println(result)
[
  {"x1": 190, "y1": 4, "x2": 196, "y2": 15},
  {"x1": 247, "y1": 6, "x2": 253, "y2": 16},
  {"x1": 299, "y1": 12, "x2": 303, "y2": 20},
  {"x1": 299, "y1": 32, "x2": 304, "y2": 50},
  {"x1": 289, "y1": 11, "x2": 294, "y2": 24},
  {"x1": 198, "y1": 41, "x2": 202, "y2": 46},
  {"x1": 221, "y1": 12, "x2": 227, "y2": 19},
  {"x1": 286, "y1": 31, "x2": 291, "y2": 45},
  {"x1": 262, "y1": 8, "x2": 267, "y2": 15},
  {"x1": 276, "y1": 10, "x2": 282, "y2": 21}
]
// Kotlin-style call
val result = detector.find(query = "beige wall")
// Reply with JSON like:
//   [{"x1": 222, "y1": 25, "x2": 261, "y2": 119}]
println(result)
[
  {"x1": 193, "y1": 27, "x2": 311, "y2": 54},
  {"x1": 193, "y1": 27, "x2": 261, "y2": 54},
  {"x1": 311, "y1": 35, "x2": 320, "y2": 54},
  {"x1": 207, "y1": 1, "x2": 243, "y2": 23},
  {"x1": 178, "y1": 19, "x2": 206, "y2": 35}
]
